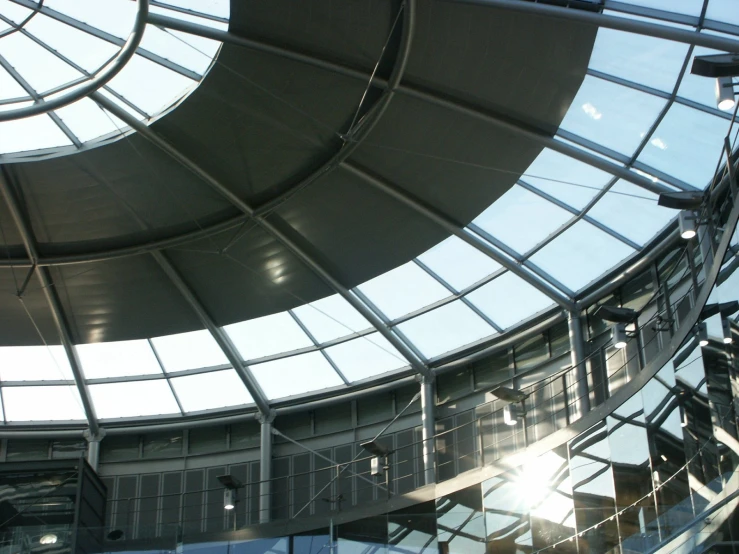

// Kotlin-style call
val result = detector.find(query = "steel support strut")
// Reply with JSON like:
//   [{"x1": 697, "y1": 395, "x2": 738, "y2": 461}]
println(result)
[
  {"x1": 0, "y1": 169, "x2": 99, "y2": 435},
  {"x1": 420, "y1": 377, "x2": 436, "y2": 485},
  {"x1": 258, "y1": 412, "x2": 274, "y2": 523},
  {"x1": 151, "y1": 251, "x2": 272, "y2": 415}
]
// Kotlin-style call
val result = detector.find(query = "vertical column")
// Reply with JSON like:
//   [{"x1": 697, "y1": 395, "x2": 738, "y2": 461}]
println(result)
[
  {"x1": 258, "y1": 412, "x2": 275, "y2": 523},
  {"x1": 420, "y1": 376, "x2": 436, "y2": 485},
  {"x1": 84, "y1": 429, "x2": 105, "y2": 472},
  {"x1": 567, "y1": 312, "x2": 591, "y2": 421}
]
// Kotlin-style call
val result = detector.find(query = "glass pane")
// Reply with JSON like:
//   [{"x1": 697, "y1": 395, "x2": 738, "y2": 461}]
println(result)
[
  {"x1": 3, "y1": 385, "x2": 85, "y2": 421},
  {"x1": 358, "y1": 262, "x2": 450, "y2": 320},
  {"x1": 529, "y1": 220, "x2": 635, "y2": 291},
  {"x1": 589, "y1": 28, "x2": 688, "y2": 92},
  {"x1": 417, "y1": 236, "x2": 500, "y2": 291},
  {"x1": 159, "y1": 0, "x2": 229, "y2": 18},
  {"x1": 0, "y1": 345, "x2": 73, "y2": 381},
  {"x1": 224, "y1": 311, "x2": 313, "y2": 360},
  {"x1": 325, "y1": 334, "x2": 406, "y2": 382},
  {"x1": 139, "y1": 24, "x2": 214, "y2": 75},
  {"x1": 250, "y1": 351, "x2": 344, "y2": 399},
  {"x1": 473, "y1": 185, "x2": 572, "y2": 255},
  {"x1": 53, "y1": 97, "x2": 126, "y2": 143},
  {"x1": 90, "y1": 380, "x2": 180, "y2": 418},
  {"x1": 170, "y1": 369, "x2": 253, "y2": 412},
  {"x1": 397, "y1": 301, "x2": 495, "y2": 358},
  {"x1": 24, "y1": 12, "x2": 120, "y2": 73},
  {"x1": 0, "y1": 114, "x2": 73, "y2": 153},
  {"x1": 107, "y1": 53, "x2": 196, "y2": 116},
  {"x1": 44, "y1": 0, "x2": 137, "y2": 39},
  {"x1": 521, "y1": 148, "x2": 612, "y2": 210},
  {"x1": 292, "y1": 294, "x2": 371, "y2": 343},
  {"x1": 0, "y1": 66, "x2": 30, "y2": 100},
  {"x1": 611, "y1": 0, "x2": 703, "y2": 15},
  {"x1": 638, "y1": 103, "x2": 730, "y2": 188},
  {"x1": 706, "y1": 0, "x2": 739, "y2": 25},
  {"x1": 559, "y1": 75, "x2": 667, "y2": 156},
  {"x1": 466, "y1": 272, "x2": 555, "y2": 329},
  {"x1": 151, "y1": 329, "x2": 229, "y2": 372},
  {"x1": 77, "y1": 339, "x2": 163, "y2": 379},
  {"x1": 587, "y1": 180, "x2": 676, "y2": 246},
  {"x1": 0, "y1": 31, "x2": 84, "y2": 93}
]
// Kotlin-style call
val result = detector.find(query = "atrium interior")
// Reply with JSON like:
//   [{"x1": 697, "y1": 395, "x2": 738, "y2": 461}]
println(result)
[{"x1": 0, "y1": 0, "x2": 738, "y2": 552}]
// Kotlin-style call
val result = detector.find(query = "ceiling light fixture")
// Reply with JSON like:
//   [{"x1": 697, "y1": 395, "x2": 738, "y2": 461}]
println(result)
[
  {"x1": 217, "y1": 474, "x2": 242, "y2": 511},
  {"x1": 697, "y1": 322, "x2": 709, "y2": 347},
  {"x1": 723, "y1": 319, "x2": 734, "y2": 344},
  {"x1": 503, "y1": 403, "x2": 520, "y2": 426},
  {"x1": 39, "y1": 534, "x2": 57, "y2": 545},
  {"x1": 613, "y1": 323, "x2": 628, "y2": 349},
  {"x1": 678, "y1": 211, "x2": 697, "y2": 240},
  {"x1": 716, "y1": 77, "x2": 737, "y2": 112}
]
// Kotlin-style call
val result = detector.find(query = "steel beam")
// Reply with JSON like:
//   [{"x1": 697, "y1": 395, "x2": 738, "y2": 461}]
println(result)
[
  {"x1": 442, "y1": 0, "x2": 739, "y2": 53},
  {"x1": 342, "y1": 162, "x2": 576, "y2": 311},
  {"x1": 258, "y1": 413, "x2": 274, "y2": 523},
  {"x1": 0, "y1": 169, "x2": 99, "y2": 435},
  {"x1": 567, "y1": 312, "x2": 590, "y2": 421},
  {"x1": 420, "y1": 377, "x2": 436, "y2": 485},
  {"x1": 91, "y1": 92, "x2": 433, "y2": 382},
  {"x1": 151, "y1": 251, "x2": 272, "y2": 415}
]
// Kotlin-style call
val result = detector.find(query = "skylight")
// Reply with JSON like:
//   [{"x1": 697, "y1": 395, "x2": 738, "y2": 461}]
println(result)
[{"x1": 0, "y1": 0, "x2": 227, "y2": 159}]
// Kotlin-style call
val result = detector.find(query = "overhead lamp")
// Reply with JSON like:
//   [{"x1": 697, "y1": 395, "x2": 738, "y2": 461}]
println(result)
[
  {"x1": 491, "y1": 386, "x2": 529, "y2": 403},
  {"x1": 657, "y1": 191, "x2": 705, "y2": 210},
  {"x1": 691, "y1": 53, "x2": 739, "y2": 78},
  {"x1": 39, "y1": 534, "x2": 57, "y2": 545},
  {"x1": 722, "y1": 319, "x2": 734, "y2": 344},
  {"x1": 593, "y1": 305, "x2": 638, "y2": 324},
  {"x1": 613, "y1": 323, "x2": 628, "y2": 349},
  {"x1": 697, "y1": 322, "x2": 709, "y2": 347},
  {"x1": 678, "y1": 211, "x2": 697, "y2": 240},
  {"x1": 361, "y1": 440, "x2": 392, "y2": 477},
  {"x1": 716, "y1": 77, "x2": 737, "y2": 112},
  {"x1": 217, "y1": 474, "x2": 242, "y2": 511},
  {"x1": 681, "y1": 406, "x2": 689, "y2": 428},
  {"x1": 223, "y1": 488, "x2": 236, "y2": 511},
  {"x1": 503, "y1": 403, "x2": 520, "y2": 426}
]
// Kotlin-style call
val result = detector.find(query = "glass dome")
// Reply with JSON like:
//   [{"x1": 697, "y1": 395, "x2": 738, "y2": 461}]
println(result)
[{"x1": 0, "y1": 0, "x2": 738, "y2": 425}]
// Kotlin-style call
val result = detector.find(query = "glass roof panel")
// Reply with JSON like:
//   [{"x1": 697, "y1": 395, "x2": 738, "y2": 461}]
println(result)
[
  {"x1": 588, "y1": 28, "x2": 689, "y2": 93},
  {"x1": 706, "y1": 0, "x2": 739, "y2": 25},
  {"x1": 466, "y1": 272, "x2": 555, "y2": 330},
  {"x1": 170, "y1": 369, "x2": 253, "y2": 412},
  {"x1": 0, "y1": 31, "x2": 85, "y2": 94},
  {"x1": 520, "y1": 149, "x2": 612, "y2": 210},
  {"x1": 140, "y1": 24, "x2": 215, "y2": 75},
  {"x1": 358, "y1": 262, "x2": 450, "y2": 320},
  {"x1": 586, "y1": 181, "x2": 676, "y2": 246},
  {"x1": 473, "y1": 185, "x2": 572, "y2": 254},
  {"x1": 225, "y1": 312, "x2": 313, "y2": 360},
  {"x1": 106, "y1": 54, "x2": 196, "y2": 116},
  {"x1": 0, "y1": 3, "x2": 34, "y2": 25},
  {"x1": 77, "y1": 339, "x2": 163, "y2": 379},
  {"x1": 397, "y1": 301, "x2": 495, "y2": 359},
  {"x1": 417, "y1": 236, "x2": 501, "y2": 291},
  {"x1": 250, "y1": 352, "x2": 344, "y2": 400},
  {"x1": 44, "y1": 0, "x2": 137, "y2": 39},
  {"x1": 610, "y1": 0, "x2": 703, "y2": 16},
  {"x1": 90, "y1": 380, "x2": 180, "y2": 419},
  {"x1": 0, "y1": 66, "x2": 31, "y2": 100},
  {"x1": 149, "y1": 5, "x2": 229, "y2": 31},
  {"x1": 151, "y1": 330, "x2": 229, "y2": 372},
  {"x1": 292, "y1": 294, "x2": 371, "y2": 343},
  {"x1": 325, "y1": 334, "x2": 406, "y2": 382},
  {"x1": 559, "y1": 75, "x2": 667, "y2": 157},
  {"x1": 529, "y1": 221, "x2": 635, "y2": 292},
  {"x1": 52, "y1": 96, "x2": 125, "y2": 143},
  {"x1": 638, "y1": 103, "x2": 730, "y2": 188},
  {"x1": 23, "y1": 12, "x2": 120, "y2": 74},
  {"x1": 0, "y1": 114, "x2": 73, "y2": 153},
  {"x1": 159, "y1": 0, "x2": 230, "y2": 18},
  {"x1": 3, "y1": 386, "x2": 85, "y2": 421},
  {"x1": 0, "y1": 346, "x2": 73, "y2": 381}
]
